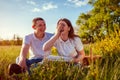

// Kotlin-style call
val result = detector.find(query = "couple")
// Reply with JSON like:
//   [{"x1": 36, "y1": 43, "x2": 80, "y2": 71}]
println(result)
[{"x1": 11, "y1": 17, "x2": 85, "y2": 75}]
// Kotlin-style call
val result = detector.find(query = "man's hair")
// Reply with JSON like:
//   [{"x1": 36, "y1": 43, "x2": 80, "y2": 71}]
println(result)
[{"x1": 32, "y1": 17, "x2": 45, "y2": 28}]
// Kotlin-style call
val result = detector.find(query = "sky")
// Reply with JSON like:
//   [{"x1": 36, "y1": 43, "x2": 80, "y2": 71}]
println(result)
[{"x1": 0, "y1": 0, "x2": 92, "y2": 40}]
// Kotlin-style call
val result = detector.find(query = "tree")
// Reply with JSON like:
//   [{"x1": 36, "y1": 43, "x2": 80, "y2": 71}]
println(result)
[{"x1": 76, "y1": 0, "x2": 120, "y2": 43}]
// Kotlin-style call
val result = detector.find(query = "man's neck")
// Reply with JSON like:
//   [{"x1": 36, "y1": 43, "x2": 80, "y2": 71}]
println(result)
[{"x1": 35, "y1": 32, "x2": 45, "y2": 40}]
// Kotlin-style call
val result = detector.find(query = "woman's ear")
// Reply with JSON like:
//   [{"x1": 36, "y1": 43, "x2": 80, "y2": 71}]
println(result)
[{"x1": 68, "y1": 26, "x2": 70, "y2": 31}]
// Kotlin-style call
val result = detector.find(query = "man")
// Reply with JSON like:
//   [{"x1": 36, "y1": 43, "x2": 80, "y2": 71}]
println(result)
[{"x1": 8, "y1": 17, "x2": 53, "y2": 75}]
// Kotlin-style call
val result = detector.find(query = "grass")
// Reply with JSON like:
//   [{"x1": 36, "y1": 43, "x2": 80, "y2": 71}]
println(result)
[{"x1": 0, "y1": 45, "x2": 120, "y2": 80}]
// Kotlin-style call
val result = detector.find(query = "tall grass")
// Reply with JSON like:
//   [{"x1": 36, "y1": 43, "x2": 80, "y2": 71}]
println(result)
[
  {"x1": 0, "y1": 46, "x2": 20, "y2": 79},
  {"x1": 0, "y1": 33, "x2": 120, "y2": 80}
]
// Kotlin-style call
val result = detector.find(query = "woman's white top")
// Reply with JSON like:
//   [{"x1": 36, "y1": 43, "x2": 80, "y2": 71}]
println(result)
[{"x1": 54, "y1": 37, "x2": 83, "y2": 58}]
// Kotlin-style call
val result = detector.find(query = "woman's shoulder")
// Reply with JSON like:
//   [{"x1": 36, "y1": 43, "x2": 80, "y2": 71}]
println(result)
[
  {"x1": 70, "y1": 36, "x2": 82, "y2": 45},
  {"x1": 73, "y1": 36, "x2": 81, "y2": 41}
]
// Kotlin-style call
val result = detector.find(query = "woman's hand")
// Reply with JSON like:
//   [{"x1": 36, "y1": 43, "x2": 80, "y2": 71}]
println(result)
[
  {"x1": 73, "y1": 50, "x2": 85, "y2": 64},
  {"x1": 73, "y1": 55, "x2": 83, "y2": 63},
  {"x1": 55, "y1": 23, "x2": 63, "y2": 36}
]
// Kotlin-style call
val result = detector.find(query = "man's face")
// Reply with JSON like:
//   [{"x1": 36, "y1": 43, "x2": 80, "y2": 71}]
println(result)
[{"x1": 34, "y1": 20, "x2": 46, "y2": 33}]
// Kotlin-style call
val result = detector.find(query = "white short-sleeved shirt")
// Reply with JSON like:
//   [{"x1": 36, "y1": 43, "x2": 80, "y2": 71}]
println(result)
[
  {"x1": 54, "y1": 37, "x2": 83, "y2": 58},
  {"x1": 22, "y1": 32, "x2": 53, "y2": 59}
]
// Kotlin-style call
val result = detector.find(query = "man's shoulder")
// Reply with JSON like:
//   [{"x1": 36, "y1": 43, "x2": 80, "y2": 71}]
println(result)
[
  {"x1": 45, "y1": 32, "x2": 54, "y2": 37},
  {"x1": 24, "y1": 33, "x2": 34, "y2": 39}
]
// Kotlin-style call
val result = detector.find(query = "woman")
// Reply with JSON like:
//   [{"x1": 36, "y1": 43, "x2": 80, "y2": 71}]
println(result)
[{"x1": 43, "y1": 18, "x2": 85, "y2": 64}]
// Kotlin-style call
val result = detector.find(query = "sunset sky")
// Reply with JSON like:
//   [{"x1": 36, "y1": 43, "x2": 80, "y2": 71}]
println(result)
[{"x1": 0, "y1": 0, "x2": 92, "y2": 40}]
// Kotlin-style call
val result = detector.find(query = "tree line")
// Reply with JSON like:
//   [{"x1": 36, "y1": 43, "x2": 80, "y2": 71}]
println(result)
[{"x1": 0, "y1": 34, "x2": 22, "y2": 46}]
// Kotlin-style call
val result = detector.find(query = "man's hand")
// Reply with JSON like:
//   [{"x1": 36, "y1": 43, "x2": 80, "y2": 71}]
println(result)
[
  {"x1": 18, "y1": 57, "x2": 27, "y2": 70},
  {"x1": 18, "y1": 44, "x2": 29, "y2": 70}
]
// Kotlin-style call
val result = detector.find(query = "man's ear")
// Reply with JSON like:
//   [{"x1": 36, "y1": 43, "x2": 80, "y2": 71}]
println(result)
[
  {"x1": 32, "y1": 25, "x2": 34, "y2": 28},
  {"x1": 32, "y1": 26, "x2": 36, "y2": 29}
]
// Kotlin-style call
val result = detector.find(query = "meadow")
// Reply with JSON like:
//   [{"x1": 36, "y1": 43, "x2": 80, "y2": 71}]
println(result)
[{"x1": 0, "y1": 39, "x2": 120, "y2": 80}]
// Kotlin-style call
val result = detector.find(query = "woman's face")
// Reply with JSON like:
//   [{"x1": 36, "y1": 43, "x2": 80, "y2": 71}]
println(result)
[{"x1": 58, "y1": 20, "x2": 70, "y2": 34}]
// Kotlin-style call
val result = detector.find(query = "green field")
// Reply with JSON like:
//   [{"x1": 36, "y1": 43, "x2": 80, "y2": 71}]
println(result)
[{"x1": 0, "y1": 45, "x2": 120, "y2": 80}]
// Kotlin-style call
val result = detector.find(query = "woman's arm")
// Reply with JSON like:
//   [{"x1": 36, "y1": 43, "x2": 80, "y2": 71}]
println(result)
[
  {"x1": 43, "y1": 24, "x2": 62, "y2": 51},
  {"x1": 43, "y1": 34, "x2": 59, "y2": 51},
  {"x1": 73, "y1": 49, "x2": 85, "y2": 64}
]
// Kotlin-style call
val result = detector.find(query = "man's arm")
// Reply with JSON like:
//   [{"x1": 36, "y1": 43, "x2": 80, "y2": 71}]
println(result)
[{"x1": 18, "y1": 44, "x2": 29, "y2": 70}]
